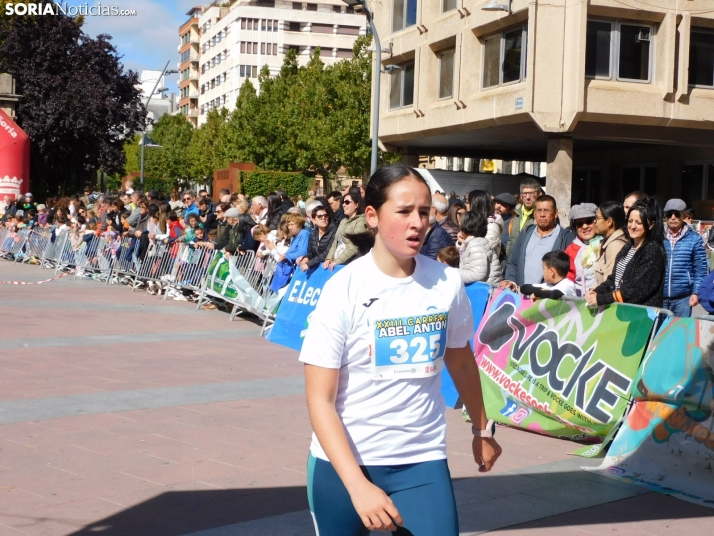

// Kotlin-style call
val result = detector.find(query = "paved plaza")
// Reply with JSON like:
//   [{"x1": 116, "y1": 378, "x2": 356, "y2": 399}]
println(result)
[{"x1": 0, "y1": 261, "x2": 712, "y2": 536}]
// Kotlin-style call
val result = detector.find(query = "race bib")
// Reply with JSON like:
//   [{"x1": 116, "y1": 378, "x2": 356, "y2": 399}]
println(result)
[{"x1": 371, "y1": 311, "x2": 449, "y2": 380}]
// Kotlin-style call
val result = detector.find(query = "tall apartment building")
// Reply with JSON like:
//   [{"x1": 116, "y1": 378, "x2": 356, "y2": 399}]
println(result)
[
  {"x1": 193, "y1": 0, "x2": 365, "y2": 126},
  {"x1": 372, "y1": 0, "x2": 714, "y2": 222},
  {"x1": 178, "y1": 6, "x2": 205, "y2": 127}
]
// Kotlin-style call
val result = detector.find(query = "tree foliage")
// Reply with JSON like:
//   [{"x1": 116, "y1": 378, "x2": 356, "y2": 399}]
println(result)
[
  {"x1": 241, "y1": 171, "x2": 311, "y2": 198},
  {"x1": 0, "y1": 0, "x2": 144, "y2": 194}
]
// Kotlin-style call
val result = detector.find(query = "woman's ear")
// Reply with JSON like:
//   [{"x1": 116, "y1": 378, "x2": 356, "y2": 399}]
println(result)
[{"x1": 365, "y1": 205, "x2": 378, "y2": 230}]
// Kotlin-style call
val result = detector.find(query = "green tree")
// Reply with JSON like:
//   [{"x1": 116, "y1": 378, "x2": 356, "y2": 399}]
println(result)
[{"x1": 187, "y1": 108, "x2": 229, "y2": 182}]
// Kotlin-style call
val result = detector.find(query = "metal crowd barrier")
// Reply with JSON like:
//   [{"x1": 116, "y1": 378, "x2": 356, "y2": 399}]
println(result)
[
  {"x1": 169, "y1": 243, "x2": 217, "y2": 294},
  {"x1": 17, "y1": 229, "x2": 52, "y2": 264},
  {"x1": 41, "y1": 230, "x2": 68, "y2": 269},
  {"x1": 109, "y1": 236, "x2": 140, "y2": 285},
  {"x1": 73, "y1": 235, "x2": 113, "y2": 281},
  {"x1": 0, "y1": 228, "x2": 29, "y2": 259},
  {"x1": 131, "y1": 241, "x2": 175, "y2": 291}
]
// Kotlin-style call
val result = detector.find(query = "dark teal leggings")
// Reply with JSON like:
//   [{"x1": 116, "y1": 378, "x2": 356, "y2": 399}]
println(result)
[{"x1": 307, "y1": 454, "x2": 459, "y2": 536}]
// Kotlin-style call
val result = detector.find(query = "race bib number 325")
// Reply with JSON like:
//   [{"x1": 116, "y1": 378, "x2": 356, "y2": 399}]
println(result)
[{"x1": 371, "y1": 312, "x2": 449, "y2": 380}]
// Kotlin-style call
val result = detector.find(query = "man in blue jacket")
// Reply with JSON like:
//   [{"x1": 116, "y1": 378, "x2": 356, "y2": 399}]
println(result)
[
  {"x1": 663, "y1": 198, "x2": 708, "y2": 317},
  {"x1": 501, "y1": 195, "x2": 574, "y2": 289},
  {"x1": 420, "y1": 193, "x2": 455, "y2": 259}
]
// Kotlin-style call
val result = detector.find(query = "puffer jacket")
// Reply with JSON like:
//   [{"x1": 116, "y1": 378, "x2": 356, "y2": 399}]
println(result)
[
  {"x1": 327, "y1": 213, "x2": 369, "y2": 265},
  {"x1": 486, "y1": 214, "x2": 504, "y2": 258},
  {"x1": 663, "y1": 227, "x2": 708, "y2": 299},
  {"x1": 459, "y1": 236, "x2": 502, "y2": 284}
]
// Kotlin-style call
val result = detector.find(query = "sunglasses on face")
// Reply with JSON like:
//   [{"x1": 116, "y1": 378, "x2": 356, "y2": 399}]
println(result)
[
  {"x1": 665, "y1": 211, "x2": 681, "y2": 219},
  {"x1": 183, "y1": 197, "x2": 192, "y2": 202},
  {"x1": 342, "y1": 200, "x2": 353, "y2": 206},
  {"x1": 575, "y1": 218, "x2": 596, "y2": 228},
  {"x1": 314, "y1": 213, "x2": 328, "y2": 220}
]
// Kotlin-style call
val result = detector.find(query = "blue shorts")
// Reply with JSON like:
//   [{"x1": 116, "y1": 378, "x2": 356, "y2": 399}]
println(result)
[{"x1": 307, "y1": 453, "x2": 459, "y2": 536}]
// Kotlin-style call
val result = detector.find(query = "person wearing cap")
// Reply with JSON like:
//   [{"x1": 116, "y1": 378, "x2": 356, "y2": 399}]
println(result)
[
  {"x1": 493, "y1": 193, "x2": 516, "y2": 253},
  {"x1": 662, "y1": 198, "x2": 708, "y2": 317},
  {"x1": 564, "y1": 203, "x2": 602, "y2": 297},
  {"x1": 506, "y1": 178, "x2": 543, "y2": 259}
]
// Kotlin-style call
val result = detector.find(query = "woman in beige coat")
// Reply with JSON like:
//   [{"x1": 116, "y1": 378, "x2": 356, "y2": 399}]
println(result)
[
  {"x1": 324, "y1": 188, "x2": 369, "y2": 268},
  {"x1": 593, "y1": 201, "x2": 628, "y2": 286}
]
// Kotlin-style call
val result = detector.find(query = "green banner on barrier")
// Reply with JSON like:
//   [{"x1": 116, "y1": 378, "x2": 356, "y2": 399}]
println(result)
[
  {"x1": 206, "y1": 251, "x2": 240, "y2": 299},
  {"x1": 473, "y1": 289, "x2": 657, "y2": 444}
]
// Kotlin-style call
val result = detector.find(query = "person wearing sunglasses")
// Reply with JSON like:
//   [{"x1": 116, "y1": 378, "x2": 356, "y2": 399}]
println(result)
[
  {"x1": 323, "y1": 187, "x2": 369, "y2": 270},
  {"x1": 661, "y1": 198, "x2": 708, "y2": 317},
  {"x1": 182, "y1": 191, "x2": 199, "y2": 226},
  {"x1": 563, "y1": 203, "x2": 602, "y2": 297},
  {"x1": 593, "y1": 201, "x2": 628, "y2": 285}
]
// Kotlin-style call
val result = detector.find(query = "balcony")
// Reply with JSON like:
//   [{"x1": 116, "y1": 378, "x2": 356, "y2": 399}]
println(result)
[
  {"x1": 189, "y1": 91, "x2": 200, "y2": 99},
  {"x1": 186, "y1": 109, "x2": 199, "y2": 117}
]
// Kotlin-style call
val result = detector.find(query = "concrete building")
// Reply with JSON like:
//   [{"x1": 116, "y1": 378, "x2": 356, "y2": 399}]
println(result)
[
  {"x1": 138, "y1": 70, "x2": 178, "y2": 130},
  {"x1": 0, "y1": 74, "x2": 20, "y2": 119},
  {"x1": 193, "y1": 0, "x2": 366, "y2": 126},
  {"x1": 179, "y1": 6, "x2": 205, "y2": 127},
  {"x1": 372, "y1": 0, "x2": 714, "y2": 222}
]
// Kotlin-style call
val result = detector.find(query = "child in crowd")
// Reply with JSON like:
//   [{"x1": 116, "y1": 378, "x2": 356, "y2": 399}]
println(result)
[
  {"x1": 120, "y1": 212, "x2": 131, "y2": 234},
  {"x1": 167, "y1": 213, "x2": 183, "y2": 243},
  {"x1": 520, "y1": 250, "x2": 576, "y2": 300},
  {"x1": 185, "y1": 213, "x2": 200, "y2": 231},
  {"x1": 190, "y1": 226, "x2": 206, "y2": 245},
  {"x1": 437, "y1": 246, "x2": 460, "y2": 268}
]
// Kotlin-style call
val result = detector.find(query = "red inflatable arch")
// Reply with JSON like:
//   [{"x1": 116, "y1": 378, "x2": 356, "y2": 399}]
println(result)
[{"x1": 0, "y1": 109, "x2": 30, "y2": 200}]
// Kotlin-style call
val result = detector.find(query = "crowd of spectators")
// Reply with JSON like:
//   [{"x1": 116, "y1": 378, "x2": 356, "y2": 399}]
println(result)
[
  {"x1": 434, "y1": 179, "x2": 711, "y2": 316},
  {"x1": 2, "y1": 176, "x2": 713, "y2": 317}
]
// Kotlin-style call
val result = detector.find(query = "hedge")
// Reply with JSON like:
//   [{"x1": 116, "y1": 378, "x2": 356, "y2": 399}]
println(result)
[{"x1": 241, "y1": 171, "x2": 311, "y2": 198}]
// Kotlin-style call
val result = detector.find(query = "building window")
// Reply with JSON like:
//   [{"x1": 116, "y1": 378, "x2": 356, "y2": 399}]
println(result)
[
  {"x1": 307, "y1": 3, "x2": 317, "y2": 10},
  {"x1": 289, "y1": 21, "x2": 301, "y2": 32},
  {"x1": 181, "y1": 68, "x2": 189, "y2": 81},
  {"x1": 389, "y1": 61, "x2": 415, "y2": 110},
  {"x1": 442, "y1": 0, "x2": 456, "y2": 12},
  {"x1": 482, "y1": 25, "x2": 527, "y2": 89},
  {"x1": 257, "y1": 0, "x2": 275, "y2": 6},
  {"x1": 333, "y1": 5, "x2": 341, "y2": 12},
  {"x1": 438, "y1": 48, "x2": 455, "y2": 99},
  {"x1": 181, "y1": 33, "x2": 190, "y2": 45},
  {"x1": 392, "y1": 0, "x2": 417, "y2": 33},
  {"x1": 689, "y1": 29, "x2": 714, "y2": 88},
  {"x1": 293, "y1": 2, "x2": 302, "y2": 8},
  {"x1": 585, "y1": 20, "x2": 652, "y2": 82},
  {"x1": 261, "y1": 43, "x2": 266, "y2": 54},
  {"x1": 345, "y1": 6, "x2": 354, "y2": 13},
  {"x1": 273, "y1": 43, "x2": 278, "y2": 55}
]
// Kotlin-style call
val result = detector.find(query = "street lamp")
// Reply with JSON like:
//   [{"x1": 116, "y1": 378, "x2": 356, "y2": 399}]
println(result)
[
  {"x1": 481, "y1": 0, "x2": 511, "y2": 13},
  {"x1": 343, "y1": 0, "x2": 381, "y2": 175},
  {"x1": 139, "y1": 61, "x2": 179, "y2": 189}
]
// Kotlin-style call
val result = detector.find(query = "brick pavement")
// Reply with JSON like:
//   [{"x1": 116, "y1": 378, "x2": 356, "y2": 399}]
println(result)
[{"x1": 0, "y1": 261, "x2": 712, "y2": 535}]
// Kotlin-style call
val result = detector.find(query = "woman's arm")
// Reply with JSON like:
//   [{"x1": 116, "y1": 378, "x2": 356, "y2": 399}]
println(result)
[
  {"x1": 444, "y1": 345, "x2": 501, "y2": 472},
  {"x1": 305, "y1": 365, "x2": 403, "y2": 532}
]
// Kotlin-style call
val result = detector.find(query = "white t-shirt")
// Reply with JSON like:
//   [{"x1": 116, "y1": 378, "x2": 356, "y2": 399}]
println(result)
[
  {"x1": 534, "y1": 278, "x2": 576, "y2": 296},
  {"x1": 299, "y1": 252, "x2": 474, "y2": 466}
]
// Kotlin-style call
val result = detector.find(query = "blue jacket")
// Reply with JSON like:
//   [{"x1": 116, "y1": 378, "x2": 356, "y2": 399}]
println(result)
[
  {"x1": 420, "y1": 223, "x2": 455, "y2": 260},
  {"x1": 285, "y1": 228, "x2": 310, "y2": 263},
  {"x1": 664, "y1": 227, "x2": 708, "y2": 299}
]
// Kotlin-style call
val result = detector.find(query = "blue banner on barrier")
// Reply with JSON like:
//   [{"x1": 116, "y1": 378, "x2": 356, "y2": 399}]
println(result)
[
  {"x1": 441, "y1": 281, "x2": 492, "y2": 408},
  {"x1": 268, "y1": 265, "x2": 343, "y2": 351}
]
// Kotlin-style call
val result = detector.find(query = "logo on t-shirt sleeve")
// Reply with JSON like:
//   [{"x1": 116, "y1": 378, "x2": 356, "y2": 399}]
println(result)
[{"x1": 371, "y1": 312, "x2": 449, "y2": 380}]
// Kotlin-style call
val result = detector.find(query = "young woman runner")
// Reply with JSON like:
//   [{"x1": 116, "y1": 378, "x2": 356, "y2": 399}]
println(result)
[{"x1": 300, "y1": 164, "x2": 502, "y2": 536}]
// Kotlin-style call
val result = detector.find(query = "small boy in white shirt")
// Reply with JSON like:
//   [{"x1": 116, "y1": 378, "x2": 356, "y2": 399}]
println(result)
[{"x1": 520, "y1": 250, "x2": 576, "y2": 300}]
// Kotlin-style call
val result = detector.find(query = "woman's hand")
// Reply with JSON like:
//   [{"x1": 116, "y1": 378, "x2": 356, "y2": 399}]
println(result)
[
  {"x1": 300, "y1": 258, "x2": 309, "y2": 272},
  {"x1": 349, "y1": 480, "x2": 403, "y2": 532},
  {"x1": 472, "y1": 437, "x2": 502, "y2": 473},
  {"x1": 584, "y1": 289, "x2": 598, "y2": 306}
]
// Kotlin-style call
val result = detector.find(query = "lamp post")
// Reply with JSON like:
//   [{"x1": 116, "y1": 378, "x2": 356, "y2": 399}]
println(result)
[
  {"x1": 343, "y1": 0, "x2": 381, "y2": 175},
  {"x1": 140, "y1": 60, "x2": 179, "y2": 190}
]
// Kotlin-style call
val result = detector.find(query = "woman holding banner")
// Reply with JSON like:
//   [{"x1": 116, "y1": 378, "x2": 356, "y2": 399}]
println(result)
[
  {"x1": 585, "y1": 197, "x2": 665, "y2": 307},
  {"x1": 300, "y1": 164, "x2": 501, "y2": 536}
]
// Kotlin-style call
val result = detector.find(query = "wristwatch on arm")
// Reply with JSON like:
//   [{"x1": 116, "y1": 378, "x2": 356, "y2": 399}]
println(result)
[{"x1": 472, "y1": 419, "x2": 496, "y2": 438}]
